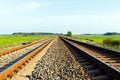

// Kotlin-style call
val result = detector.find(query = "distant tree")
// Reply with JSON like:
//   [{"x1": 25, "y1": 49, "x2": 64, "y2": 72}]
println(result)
[
  {"x1": 67, "y1": 31, "x2": 72, "y2": 37},
  {"x1": 12, "y1": 32, "x2": 59, "y2": 35},
  {"x1": 104, "y1": 32, "x2": 120, "y2": 35}
]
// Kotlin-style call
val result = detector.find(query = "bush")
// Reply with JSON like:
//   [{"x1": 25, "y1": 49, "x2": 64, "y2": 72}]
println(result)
[
  {"x1": 112, "y1": 40, "x2": 120, "y2": 46},
  {"x1": 67, "y1": 31, "x2": 72, "y2": 37},
  {"x1": 103, "y1": 38, "x2": 120, "y2": 46}
]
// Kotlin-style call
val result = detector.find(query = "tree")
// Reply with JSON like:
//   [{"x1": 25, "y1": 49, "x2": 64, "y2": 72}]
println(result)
[{"x1": 67, "y1": 31, "x2": 72, "y2": 37}]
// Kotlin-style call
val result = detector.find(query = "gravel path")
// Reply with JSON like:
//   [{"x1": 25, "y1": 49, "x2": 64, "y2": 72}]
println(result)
[
  {"x1": 30, "y1": 37, "x2": 89, "y2": 80},
  {"x1": 0, "y1": 40, "x2": 49, "y2": 70}
]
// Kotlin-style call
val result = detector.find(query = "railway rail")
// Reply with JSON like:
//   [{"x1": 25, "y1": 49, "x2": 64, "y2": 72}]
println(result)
[
  {"x1": 0, "y1": 38, "x2": 51, "y2": 70},
  {"x1": 0, "y1": 38, "x2": 47, "y2": 57},
  {"x1": 0, "y1": 38, "x2": 54, "y2": 80},
  {"x1": 61, "y1": 37, "x2": 120, "y2": 80}
]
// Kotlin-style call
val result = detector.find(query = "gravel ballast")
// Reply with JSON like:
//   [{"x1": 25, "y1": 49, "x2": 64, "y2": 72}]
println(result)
[{"x1": 30, "y1": 37, "x2": 89, "y2": 80}]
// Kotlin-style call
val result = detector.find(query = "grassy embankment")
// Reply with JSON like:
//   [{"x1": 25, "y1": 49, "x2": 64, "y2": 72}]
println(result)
[
  {"x1": 73, "y1": 35, "x2": 120, "y2": 51},
  {"x1": 0, "y1": 35, "x2": 51, "y2": 50}
]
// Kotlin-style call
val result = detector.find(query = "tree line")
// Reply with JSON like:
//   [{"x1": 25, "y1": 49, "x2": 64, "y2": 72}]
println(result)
[
  {"x1": 104, "y1": 32, "x2": 120, "y2": 35},
  {"x1": 12, "y1": 32, "x2": 59, "y2": 36}
]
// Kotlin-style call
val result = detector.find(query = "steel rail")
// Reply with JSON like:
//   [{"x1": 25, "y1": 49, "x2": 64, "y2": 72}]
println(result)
[
  {"x1": 0, "y1": 38, "x2": 53, "y2": 80},
  {"x1": 0, "y1": 39, "x2": 48, "y2": 57},
  {"x1": 61, "y1": 37, "x2": 120, "y2": 80}
]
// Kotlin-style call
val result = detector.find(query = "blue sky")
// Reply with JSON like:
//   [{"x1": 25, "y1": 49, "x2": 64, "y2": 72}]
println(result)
[{"x1": 0, "y1": 0, "x2": 120, "y2": 34}]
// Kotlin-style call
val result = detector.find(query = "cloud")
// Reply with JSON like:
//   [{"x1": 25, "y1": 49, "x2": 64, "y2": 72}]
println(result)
[
  {"x1": 0, "y1": 0, "x2": 120, "y2": 34},
  {"x1": 0, "y1": 14, "x2": 120, "y2": 34},
  {"x1": 17, "y1": 1, "x2": 41, "y2": 10},
  {"x1": 1, "y1": 13, "x2": 120, "y2": 27},
  {"x1": 0, "y1": 1, "x2": 41, "y2": 15}
]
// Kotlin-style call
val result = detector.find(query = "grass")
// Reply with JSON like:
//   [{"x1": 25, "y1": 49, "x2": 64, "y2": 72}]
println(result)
[
  {"x1": 0, "y1": 35, "x2": 51, "y2": 48},
  {"x1": 72, "y1": 35, "x2": 120, "y2": 51},
  {"x1": 73, "y1": 35, "x2": 120, "y2": 44}
]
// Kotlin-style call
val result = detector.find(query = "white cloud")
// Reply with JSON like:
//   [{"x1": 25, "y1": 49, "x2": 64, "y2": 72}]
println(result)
[
  {"x1": 18, "y1": 1, "x2": 41, "y2": 10},
  {"x1": 0, "y1": 0, "x2": 120, "y2": 34},
  {"x1": 0, "y1": 1, "x2": 41, "y2": 15},
  {"x1": 1, "y1": 13, "x2": 120, "y2": 27},
  {"x1": 0, "y1": 14, "x2": 119, "y2": 34}
]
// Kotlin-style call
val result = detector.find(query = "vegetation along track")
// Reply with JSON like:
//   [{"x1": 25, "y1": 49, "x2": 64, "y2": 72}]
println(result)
[
  {"x1": 61, "y1": 37, "x2": 120, "y2": 80},
  {"x1": 0, "y1": 38, "x2": 46, "y2": 57},
  {"x1": 0, "y1": 37, "x2": 54, "y2": 80}
]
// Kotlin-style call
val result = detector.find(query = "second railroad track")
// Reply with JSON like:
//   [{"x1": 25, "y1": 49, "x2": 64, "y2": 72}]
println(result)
[
  {"x1": 0, "y1": 37, "x2": 54, "y2": 80},
  {"x1": 61, "y1": 36, "x2": 120, "y2": 80}
]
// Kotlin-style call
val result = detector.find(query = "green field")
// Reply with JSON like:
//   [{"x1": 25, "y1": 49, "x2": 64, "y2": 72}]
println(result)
[
  {"x1": 73, "y1": 35, "x2": 120, "y2": 50},
  {"x1": 0, "y1": 35, "x2": 50, "y2": 48},
  {"x1": 73, "y1": 35, "x2": 120, "y2": 44}
]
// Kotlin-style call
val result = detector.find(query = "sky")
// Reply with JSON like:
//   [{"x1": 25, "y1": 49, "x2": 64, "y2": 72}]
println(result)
[{"x1": 0, "y1": 0, "x2": 120, "y2": 34}]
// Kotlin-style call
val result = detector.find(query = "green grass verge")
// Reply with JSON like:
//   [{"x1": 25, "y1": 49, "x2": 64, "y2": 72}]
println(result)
[
  {"x1": 72, "y1": 35, "x2": 120, "y2": 51},
  {"x1": 73, "y1": 35, "x2": 120, "y2": 44},
  {"x1": 0, "y1": 35, "x2": 51, "y2": 48}
]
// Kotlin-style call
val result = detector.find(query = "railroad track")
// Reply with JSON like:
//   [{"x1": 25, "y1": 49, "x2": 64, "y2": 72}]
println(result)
[
  {"x1": 61, "y1": 37, "x2": 120, "y2": 80},
  {"x1": 0, "y1": 39, "x2": 47, "y2": 57},
  {"x1": 0, "y1": 38, "x2": 51, "y2": 70},
  {"x1": 0, "y1": 38, "x2": 54, "y2": 80}
]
